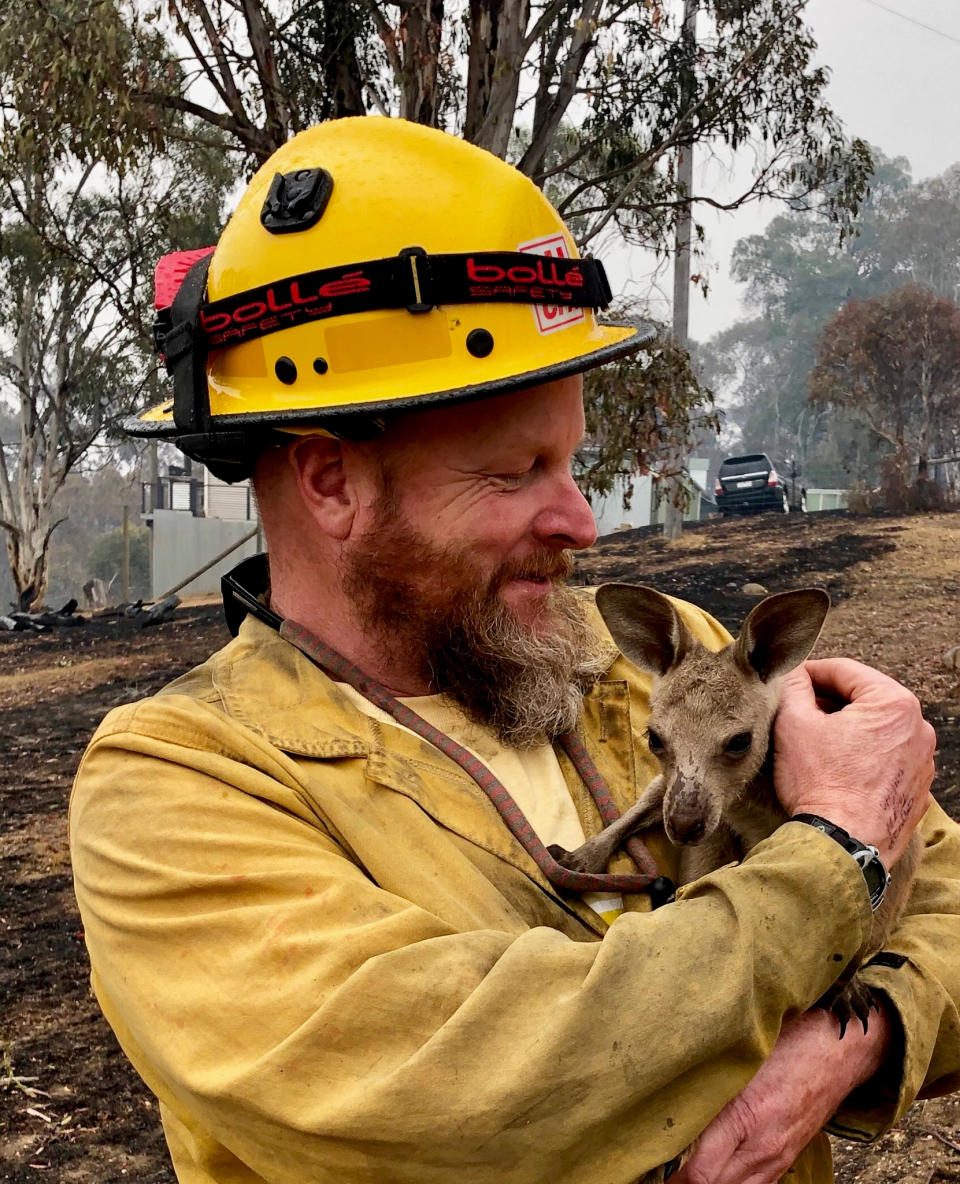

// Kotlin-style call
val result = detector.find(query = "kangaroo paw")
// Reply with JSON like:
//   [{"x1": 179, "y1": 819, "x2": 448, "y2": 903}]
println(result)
[
  {"x1": 546, "y1": 840, "x2": 610, "y2": 875},
  {"x1": 548, "y1": 794, "x2": 665, "y2": 877},
  {"x1": 636, "y1": 1143, "x2": 693, "y2": 1183}
]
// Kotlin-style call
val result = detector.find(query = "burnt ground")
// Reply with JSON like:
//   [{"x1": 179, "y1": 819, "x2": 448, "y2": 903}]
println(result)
[{"x1": 2, "y1": 509, "x2": 959, "y2": 1183}]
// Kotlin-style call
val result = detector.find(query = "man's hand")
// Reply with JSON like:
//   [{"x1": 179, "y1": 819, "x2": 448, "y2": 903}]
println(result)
[
  {"x1": 671, "y1": 1004, "x2": 895, "y2": 1184},
  {"x1": 774, "y1": 658, "x2": 936, "y2": 868}
]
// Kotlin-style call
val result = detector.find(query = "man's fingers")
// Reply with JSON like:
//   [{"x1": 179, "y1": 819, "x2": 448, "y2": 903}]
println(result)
[
  {"x1": 802, "y1": 656, "x2": 899, "y2": 704},
  {"x1": 671, "y1": 1129, "x2": 780, "y2": 1184},
  {"x1": 670, "y1": 1130, "x2": 737, "y2": 1183},
  {"x1": 776, "y1": 664, "x2": 819, "y2": 717}
]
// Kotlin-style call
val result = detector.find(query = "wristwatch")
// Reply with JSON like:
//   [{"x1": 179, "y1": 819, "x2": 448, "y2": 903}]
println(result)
[{"x1": 792, "y1": 813, "x2": 891, "y2": 911}]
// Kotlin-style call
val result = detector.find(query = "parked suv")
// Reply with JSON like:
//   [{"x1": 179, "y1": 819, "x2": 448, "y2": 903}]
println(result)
[{"x1": 714, "y1": 453, "x2": 804, "y2": 515}]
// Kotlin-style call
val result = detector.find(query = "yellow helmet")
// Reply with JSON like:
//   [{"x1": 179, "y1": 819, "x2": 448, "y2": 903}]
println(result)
[{"x1": 130, "y1": 117, "x2": 655, "y2": 479}]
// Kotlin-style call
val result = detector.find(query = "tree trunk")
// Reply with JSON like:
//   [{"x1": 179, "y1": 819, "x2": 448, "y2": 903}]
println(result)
[
  {"x1": 517, "y1": 0, "x2": 600, "y2": 179},
  {"x1": 325, "y1": 32, "x2": 367, "y2": 118},
  {"x1": 4, "y1": 521, "x2": 52, "y2": 612},
  {"x1": 241, "y1": 0, "x2": 299, "y2": 148},
  {"x1": 663, "y1": 0, "x2": 698, "y2": 542},
  {"x1": 464, "y1": 0, "x2": 529, "y2": 157},
  {"x1": 399, "y1": 0, "x2": 445, "y2": 125}
]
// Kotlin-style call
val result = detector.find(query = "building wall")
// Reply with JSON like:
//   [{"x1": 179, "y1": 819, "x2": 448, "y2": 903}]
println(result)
[
  {"x1": 589, "y1": 458, "x2": 711, "y2": 535},
  {"x1": 806, "y1": 489, "x2": 849, "y2": 511},
  {"x1": 590, "y1": 473, "x2": 654, "y2": 536},
  {"x1": 204, "y1": 471, "x2": 259, "y2": 521},
  {"x1": 151, "y1": 510, "x2": 260, "y2": 599}
]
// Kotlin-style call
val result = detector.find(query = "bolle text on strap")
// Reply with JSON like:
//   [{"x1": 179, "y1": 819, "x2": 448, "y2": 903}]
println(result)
[{"x1": 189, "y1": 249, "x2": 613, "y2": 352}]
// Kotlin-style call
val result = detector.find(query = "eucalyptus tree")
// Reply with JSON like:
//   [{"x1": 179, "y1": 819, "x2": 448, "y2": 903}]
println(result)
[
  {"x1": 0, "y1": 100, "x2": 231, "y2": 608},
  {"x1": 6, "y1": 1, "x2": 872, "y2": 250},
  {"x1": 809, "y1": 285, "x2": 960, "y2": 506},
  {"x1": 699, "y1": 151, "x2": 912, "y2": 479}
]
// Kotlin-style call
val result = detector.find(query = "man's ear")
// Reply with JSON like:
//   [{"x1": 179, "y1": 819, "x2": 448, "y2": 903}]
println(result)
[{"x1": 288, "y1": 436, "x2": 357, "y2": 540}]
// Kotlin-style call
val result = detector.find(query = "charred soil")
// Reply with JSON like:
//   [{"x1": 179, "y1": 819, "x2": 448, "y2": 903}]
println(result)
[{"x1": 2, "y1": 511, "x2": 959, "y2": 1182}]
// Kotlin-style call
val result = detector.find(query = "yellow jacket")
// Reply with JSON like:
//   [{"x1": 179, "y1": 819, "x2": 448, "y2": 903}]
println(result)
[{"x1": 70, "y1": 600, "x2": 960, "y2": 1184}]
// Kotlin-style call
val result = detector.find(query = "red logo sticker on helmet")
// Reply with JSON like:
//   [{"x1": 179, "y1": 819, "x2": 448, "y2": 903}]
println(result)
[{"x1": 518, "y1": 234, "x2": 587, "y2": 335}]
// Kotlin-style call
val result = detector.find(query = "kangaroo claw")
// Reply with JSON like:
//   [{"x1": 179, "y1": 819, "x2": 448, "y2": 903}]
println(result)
[{"x1": 825, "y1": 978, "x2": 879, "y2": 1038}]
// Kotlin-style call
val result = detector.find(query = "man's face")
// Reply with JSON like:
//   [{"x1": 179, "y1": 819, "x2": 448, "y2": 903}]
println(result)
[
  {"x1": 343, "y1": 377, "x2": 605, "y2": 745},
  {"x1": 353, "y1": 376, "x2": 597, "y2": 619}
]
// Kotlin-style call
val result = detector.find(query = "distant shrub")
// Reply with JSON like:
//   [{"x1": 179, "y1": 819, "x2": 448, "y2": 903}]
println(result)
[{"x1": 846, "y1": 463, "x2": 954, "y2": 516}]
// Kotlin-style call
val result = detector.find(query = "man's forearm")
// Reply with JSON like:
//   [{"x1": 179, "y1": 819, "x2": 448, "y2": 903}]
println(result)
[{"x1": 674, "y1": 1002, "x2": 897, "y2": 1184}]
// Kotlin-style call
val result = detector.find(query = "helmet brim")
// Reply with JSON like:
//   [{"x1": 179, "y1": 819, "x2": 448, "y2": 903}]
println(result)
[{"x1": 127, "y1": 318, "x2": 657, "y2": 440}]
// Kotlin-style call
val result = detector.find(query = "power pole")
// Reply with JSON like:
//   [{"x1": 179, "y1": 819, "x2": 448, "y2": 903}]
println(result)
[
  {"x1": 122, "y1": 503, "x2": 130, "y2": 605},
  {"x1": 663, "y1": 0, "x2": 698, "y2": 541},
  {"x1": 149, "y1": 440, "x2": 159, "y2": 511}
]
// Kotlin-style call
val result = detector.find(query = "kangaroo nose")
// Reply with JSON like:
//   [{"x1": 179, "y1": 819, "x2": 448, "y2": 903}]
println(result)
[{"x1": 670, "y1": 813, "x2": 706, "y2": 845}]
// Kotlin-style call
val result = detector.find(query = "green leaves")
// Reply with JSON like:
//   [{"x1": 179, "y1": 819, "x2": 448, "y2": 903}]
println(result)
[
  {"x1": 0, "y1": 0, "x2": 179, "y2": 171},
  {"x1": 2, "y1": 0, "x2": 873, "y2": 248},
  {"x1": 0, "y1": 1, "x2": 235, "y2": 606}
]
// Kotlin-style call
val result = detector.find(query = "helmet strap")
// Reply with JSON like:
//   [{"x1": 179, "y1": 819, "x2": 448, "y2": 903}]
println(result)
[
  {"x1": 161, "y1": 253, "x2": 214, "y2": 435},
  {"x1": 195, "y1": 249, "x2": 613, "y2": 352}
]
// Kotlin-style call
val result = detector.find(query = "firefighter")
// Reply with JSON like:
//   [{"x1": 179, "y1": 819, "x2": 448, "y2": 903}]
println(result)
[{"x1": 71, "y1": 117, "x2": 954, "y2": 1184}]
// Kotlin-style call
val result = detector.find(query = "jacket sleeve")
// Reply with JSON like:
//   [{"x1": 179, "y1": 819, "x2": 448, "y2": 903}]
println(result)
[
  {"x1": 828, "y1": 799, "x2": 960, "y2": 1141},
  {"x1": 71, "y1": 697, "x2": 874, "y2": 1184}
]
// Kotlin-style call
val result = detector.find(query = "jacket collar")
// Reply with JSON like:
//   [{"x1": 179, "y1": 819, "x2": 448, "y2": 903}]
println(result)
[
  {"x1": 212, "y1": 615, "x2": 635, "y2": 933},
  {"x1": 214, "y1": 616, "x2": 373, "y2": 758},
  {"x1": 216, "y1": 611, "x2": 622, "y2": 758}
]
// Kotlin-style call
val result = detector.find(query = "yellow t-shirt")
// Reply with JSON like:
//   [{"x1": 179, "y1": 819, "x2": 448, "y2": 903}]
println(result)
[{"x1": 337, "y1": 684, "x2": 624, "y2": 924}]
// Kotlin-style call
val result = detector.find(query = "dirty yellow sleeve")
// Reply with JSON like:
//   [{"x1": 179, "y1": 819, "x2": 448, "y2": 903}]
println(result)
[{"x1": 828, "y1": 800, "x2": 960, "y2": 1140}]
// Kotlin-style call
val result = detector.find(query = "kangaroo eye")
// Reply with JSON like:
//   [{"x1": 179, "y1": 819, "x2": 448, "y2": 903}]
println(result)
[
  {"x1": 725, "y1": 732, "x2": 752, "y2": 755},
  {"x1": 646, "y1": 728, "x2": 664, "y2": 754}
]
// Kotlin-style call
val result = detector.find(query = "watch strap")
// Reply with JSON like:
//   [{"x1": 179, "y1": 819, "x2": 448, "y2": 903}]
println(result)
[{"x1": 792, "y1": 813, "x2": 891, "y2": 910}]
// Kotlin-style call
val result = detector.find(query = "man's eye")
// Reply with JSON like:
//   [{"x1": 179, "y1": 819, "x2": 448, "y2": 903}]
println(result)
[
  {"x1": 725, "y1": 732, "x2": 752, "y2": 755},
  {"x1": 646, "y1": 728, "x2": 664, "y2": 754},
  {"x1": 490, "y1": 465, "x2": 536, "y2": 487}
]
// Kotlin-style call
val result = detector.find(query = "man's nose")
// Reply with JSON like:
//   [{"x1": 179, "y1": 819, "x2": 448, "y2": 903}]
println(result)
[{"x1": 533, "y1": 472, "x2": 598, "y2": 550}]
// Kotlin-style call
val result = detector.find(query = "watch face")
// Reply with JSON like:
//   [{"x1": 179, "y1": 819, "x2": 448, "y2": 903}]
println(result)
[
  {"x1": 854, "y1": 849, "x2": 888, "y2": 907},
  {"x1": 865, "y1": 862, "x2": 886, "y2": 901}
]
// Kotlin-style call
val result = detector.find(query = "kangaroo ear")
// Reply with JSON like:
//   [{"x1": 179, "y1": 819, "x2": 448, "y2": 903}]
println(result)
[
  {"x1": 736, "y1": 588, "x2": 830, "y2": 682},
  {"x1": 596, "y1": 583, "x2": 694, "y2": 676}
]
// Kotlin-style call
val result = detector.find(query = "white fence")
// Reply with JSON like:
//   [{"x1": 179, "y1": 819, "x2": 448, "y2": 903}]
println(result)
[{"x1": 805, "y1": 488, "x2": 849, "y2": 512}]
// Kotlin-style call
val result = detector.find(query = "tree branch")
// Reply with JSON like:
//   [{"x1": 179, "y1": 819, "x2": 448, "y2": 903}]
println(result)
[{"x1": 578, "y1": 0, "x2": 808, "y2": 246}]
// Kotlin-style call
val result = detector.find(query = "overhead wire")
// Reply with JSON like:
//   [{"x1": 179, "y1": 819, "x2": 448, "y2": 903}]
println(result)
[{"x1": 858, "y1": 0, "x2": 960, "y2": 47}]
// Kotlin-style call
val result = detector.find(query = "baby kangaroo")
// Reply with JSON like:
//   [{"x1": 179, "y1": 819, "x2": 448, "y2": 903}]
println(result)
[{"x1": 557, "y1": 583, "x2": 921, "y2": 1040}]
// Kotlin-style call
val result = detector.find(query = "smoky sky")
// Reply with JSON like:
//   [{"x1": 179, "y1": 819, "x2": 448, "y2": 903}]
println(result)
[{"x1": 607, "y1": 0, "x2": 960, "y2": 340}]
